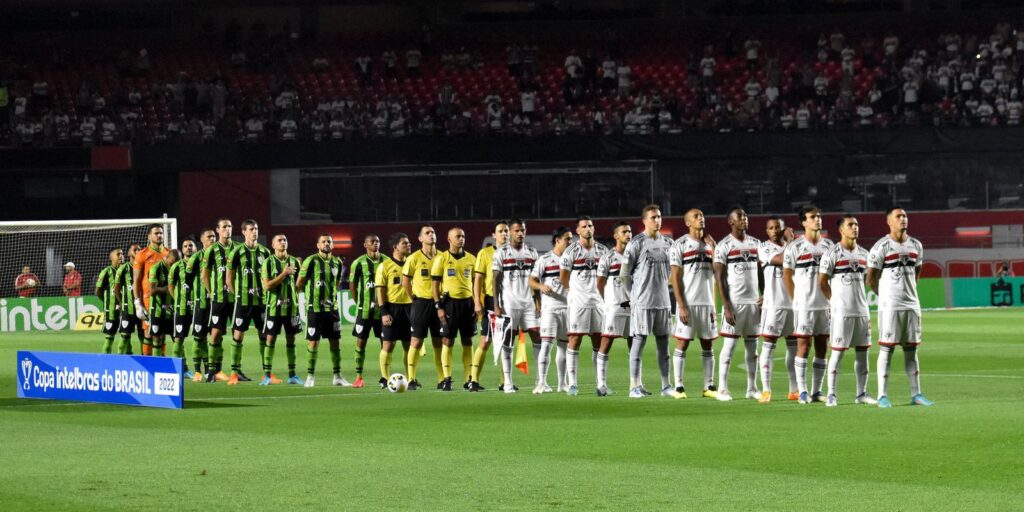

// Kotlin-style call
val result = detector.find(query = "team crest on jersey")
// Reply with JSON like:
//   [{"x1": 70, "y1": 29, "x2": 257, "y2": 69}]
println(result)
[
  {"x1": 194, "y1": 324, "x2": 202, "y2": 334},
  {"x1": 332, "y1": 267, "x2": 338, "y2": 276},
  {"x1": 258, "y1": 256, "x2": 265, "y2": 264}
]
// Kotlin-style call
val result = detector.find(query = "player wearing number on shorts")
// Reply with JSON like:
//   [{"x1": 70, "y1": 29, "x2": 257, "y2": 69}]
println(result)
[
  {"x1": 559, "y1": 216, "x2": 608, "y2": 397},
  {"x1": 296, "y1": 234, "x2": 346, "y2": 388},
  {"x1": 595, "y1": 222, "x2": 632, "y2": 397},
  {"x1": 756, "y1": 217, "x2": 798, "y2": 403},
  {"x1": 819, "y1": 215, "x2": 876, "y2": 407},
  {"x1": 259, "y1": 234, "x2": 303, "y2": 385},
  {"x1": 529, "y1": 227, "x2": 572, "y2": 394},
  {"x1": 96, "y1": 248, "x2": 125, "y2": 354},
  {"x1": 867, "y1": 207, "x2": 933, "y2": 408},
  {"x1": 670, "y1": 209, "x2": 719, "y2": 399}
]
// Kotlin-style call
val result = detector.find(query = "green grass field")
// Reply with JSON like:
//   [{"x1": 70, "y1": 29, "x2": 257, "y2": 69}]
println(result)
[{"x1": 2, "y1": 309, "x2": 1022, "y2": 511}]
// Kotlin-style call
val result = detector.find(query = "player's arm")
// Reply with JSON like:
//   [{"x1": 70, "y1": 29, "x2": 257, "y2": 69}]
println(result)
[
  {"x1": 149, "y1": 267, "x2": 168, "y2": 294},
  {"x1": 95, "y1": 270, "x2": 107, "y2": 300},
  {"x1": 132, "y1": 259, "x2": 144, "y2": 302},
  {"x1": 225, "y1": 249, "x2": 236, "y2": 295},
  {"x1": 492, "y1": 266, "x2": 504, "y2": 315},
  {"x1": 713, "y1": 261, "x2": 734, "y2": 326},
  {"x1": 670, "y1": 264, "x2": 690, "y2": 324},
  {"x1": 263, "y1": 262, "x2": 293, "y2": 291},
  {"x1": 783, "y1": 268, "x2": 796, "y2": 300},
  {"x1": 201, "y1": 251, "x2": 213, "y2": 293},
  {"x1": 528, "y1": 261, "x2": 551, "y2": 295},
  {"x1": 168, "y1": 267, "x2": 178, "y2": 300},
  {"x1": 866, "y1": 267, "x2": 880, "y2": 295},
  {"x1": 819, "y1": 271, "x2": 832, "y2": 301},
  {"x1": 473, "y1": 271, "x2": 485, "y2": 316}
]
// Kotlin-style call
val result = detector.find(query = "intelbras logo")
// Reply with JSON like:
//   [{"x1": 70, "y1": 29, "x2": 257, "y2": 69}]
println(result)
[{"x1": 1, "y1": 298, "x2": 102, "y2": 333}]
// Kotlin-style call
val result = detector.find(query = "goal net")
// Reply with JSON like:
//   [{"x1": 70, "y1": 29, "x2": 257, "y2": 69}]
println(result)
[{"x1": 0, "y1": 218, "x2": 177, "y2": 298}]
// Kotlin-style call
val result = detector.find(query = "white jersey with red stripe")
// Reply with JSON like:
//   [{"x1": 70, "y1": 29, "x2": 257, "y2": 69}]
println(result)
[
  {"x1": 669, "y1": 235, "x2": 715, "y2": 306},
  {"x1": 782, "y1": 235, "x2": 834, "y2": 311},
  {"x1": 531, "y1": 250, "x2": 568, "y2": 311},
  {"x1": 867, "y1": 235, "x2": 923, "y2": 313},
  {"x1": 713, "y1": 233, "x2": 761, "y2": 305},
  {"x1": 492, "y1": 243, "x2": 539, "y2": 310},
  {"x1": 758, "y1": 239, "x2": 792, "y2": 309},
  {"x1": 597, "y1": 248, "x2": 629, "y2": 308},
  {"x1": 819, "y1": 243, "x2": 870, "y2": 318},
  {"x1": 560, "y1": 240, "x2": 608, "y2": 309}
]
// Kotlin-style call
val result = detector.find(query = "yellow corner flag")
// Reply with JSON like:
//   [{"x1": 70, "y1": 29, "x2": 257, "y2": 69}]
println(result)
[{"x1": 514, "y1": 331, "x2": 529, "y2": 375}]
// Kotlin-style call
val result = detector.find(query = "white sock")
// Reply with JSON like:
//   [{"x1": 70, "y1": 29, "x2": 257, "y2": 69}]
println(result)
[
  {"x1": 672, "y1": 348, "x2": 686, "y2": 388},
  {"x1": 785, "y1": 339, "x2": 798, "y2": 393},
  {"x1": 596, "y1": 352, "x2": 608, "y2": 389},
  {"x1": 812, "y1": 357, "x2": 827, "y2": 395},
  {"x1": 718, "y1": 337, "x2": 737, "y2": 392},
  {"x1": 744, "y1": 338, "x2": 758, "y2": 393},
  {"x1": 537, "y1": 341, "x2": 552, "y2": 387},
  {"x1": 701, "y1": 349, "x2": 715, "y2": 390},
  {"x1": 501, "y1": 346, "x2": 513, "y2": 387},
  {"x1": 795, "y1": 356, "x2": 808, "y2": 394},
  {"x1": 629, "y1": 335, "x2": 646, "y2": 389},
  {"x1": 904, "y1": 347, "x2": 921, "y2": 396},
  {"x1": 827, "y1": 350, "x2": 844, "y2": 396},
  {"x1": 655, "y1": 336, "x2": 670, "y2": 389},
  {"x1": 854, "y1": 349, "x2": 869, "y2": 397},
  {"x1": 760, "y1": 341, "x2": 776, "y2": 392},
  {"x1": 877, "y1": 346, "x2": 893, "y2": 398},
  {"x1": 555, "y1": 341, "x2": 568, "y2": 389},
  {"x1": 567, "y1": 348, "x2": 579, "y2": 388}
]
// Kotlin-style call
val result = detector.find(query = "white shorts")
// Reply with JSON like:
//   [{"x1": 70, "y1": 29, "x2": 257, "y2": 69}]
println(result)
[
  {"x1": 567, "y1": 304, "x2": 603, "y2": 336},
  {"x1": 830, "y1": 316, "x2": 871, "y2": 350},
  {"x1": 601, "y1": 306, "x2": 630, "y2": 339},
  {"x1": 630, "y1": 308, "x2": 672, "y2": 337},
  {"x1": 759, "y1": 307, "x2": 795, "y2": 340},
  {"x1": 540, "y1": 307, "x2": 568, "y2": 341},
  {"x1": 793, "y1": 309, "x2": 830, "y2": 337},
  {"x1": 877, "y1": 309, "x2": 922, "y2": 347},
  {"x1": 673, "y1": 305, "x2": 718, "y2": 341},
  {"x1": 719, "y1": 303, "x2": 760, "y2": 338},
  {"x1": 506, "y1": 307, "x2": 539, "y2": 333}
]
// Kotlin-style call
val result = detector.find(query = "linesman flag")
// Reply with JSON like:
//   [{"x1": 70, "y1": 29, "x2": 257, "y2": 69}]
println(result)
[{"x1": 514, "y1": 331, "x2": 529, "y2": 375}]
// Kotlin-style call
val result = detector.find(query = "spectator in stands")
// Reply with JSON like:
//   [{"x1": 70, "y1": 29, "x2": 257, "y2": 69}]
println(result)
[
  {"x1": 520, "y1": 86, "x2": 536, "y2": 121},
  {"x1": 312, "y1": 56, "x2": 329, "y2": 73},
  {"x1": 565, "y1": 50, "x2": 583, "y2": 84},
  {"x1": 997, "y1": 262, "x2": 1013, "y2": 278},
  {"x1": 355, "y1": 55, "x2": 373, "y2": 87},
  {"x1": 405, "y1": 48, "x2": 423, "y2": 78},
  {"x1": 437, "y1": 81, "x2": 457, "y2": 117},
  {"x1": 382, "y1": 50, "x2": 397, "y2": 79},
  {"x1": 700, "y1": 49, "x2": 716, "y2": 87},
  {"x1": 245, "y1": 117, "x2": 264, "y2": 142},
  {"x1": 506, "y1": 43, "x2": 522, "y2": 77},
  {"x1": 63, "y1": 262, "x2": 81, "y2": 297},
  {"x1": 617, "y1": 61, "x2": 632, "y2": 98},
  {"x1": 456, "y1": 47, "x2": 472, "y2": 71},
  {"x1": 16, "y1": 266, "x2": 39, "y2": 297},
  {"x1": 522, "y1": 44, "x2": 539, "y2": 76},
  {"x1": 601, "y1": 55, "x2": 617, "y2": 94},
  {"x1": 582, "y1": 49, "x2": 597, "y2": 89},
  {"x1": 744, "y1": 38, "x2": 761, "y2": 70}
]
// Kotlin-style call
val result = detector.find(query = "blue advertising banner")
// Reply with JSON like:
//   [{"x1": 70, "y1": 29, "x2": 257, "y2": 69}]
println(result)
[{"x1": 16, "y1": 351, "x2": 183, "y2": 409}]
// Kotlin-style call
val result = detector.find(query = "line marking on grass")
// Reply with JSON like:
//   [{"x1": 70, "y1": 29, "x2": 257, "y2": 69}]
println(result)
[{"x1": 927, "y1": 373, "x2": 1024, "y2": 380}]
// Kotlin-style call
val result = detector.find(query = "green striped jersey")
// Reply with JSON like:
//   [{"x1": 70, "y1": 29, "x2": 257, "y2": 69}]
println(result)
[
  {"x1": 96, "y1": 264, "x2": 119, "y2": 317},
  {"x1": 168, "y1": 259, "x2": 192, "y2": 315},
  {"x1": 349, "y1": 253, "x2": 389, "y2": 319},
  {"x1": 261, "y1": 254, "x2": 301, "y2": 317},
  {"x1": 114, "y1": 264, "x2": 135, "y2": 315},
  {"x1": 202, "y1": 241, "x2": 236, "y2": 304},
  {"x1": 299, "y1": 253, "x2": 342, "y2": 313},
  {"x1": 148, "y1": 261, "x2": 171, "y2": 320},
  {"x1": 227, "y1": 242, "x2": 272, "y2": 306},
  {"x1": 186, "y1": 249, "x2": 208, "y2": 309}
]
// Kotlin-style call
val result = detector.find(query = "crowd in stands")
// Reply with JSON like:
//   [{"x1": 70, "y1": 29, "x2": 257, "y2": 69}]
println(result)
[{"x1": 3, "y1": 20, "x2": 1024, "y2": 146}]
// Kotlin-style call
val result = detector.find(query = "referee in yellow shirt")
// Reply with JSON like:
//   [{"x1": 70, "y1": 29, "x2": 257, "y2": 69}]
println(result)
[
  {"x1": 432, "y1": 227, "x2": 477, "y2": 391},
  {"x1": 401, "y1": 225, "x2": 442, "y2": 390},
  {"x1": 375, "y1": 232, "x2": 413, "y2": 389},
  {"x1": 470, "y1": 220, "x2": 509, "y2": 391}
]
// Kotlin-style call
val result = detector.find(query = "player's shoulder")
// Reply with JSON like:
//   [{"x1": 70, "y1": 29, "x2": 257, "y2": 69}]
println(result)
[
  {"x1": 745, "y1": 234, "x2": 761, "y2": 245},
  {"x1": 523, "y1": 243, "x2": 538, "y2": 255},
  {"x1": 908, "y1": 236, "x2": 923, "y2": 250},
  {"x1": 869, "y1": 236, "x2": 890, "y2": 251},
  {"x1": 717, "y1": 233, "x2": 735, "y2": 245}
]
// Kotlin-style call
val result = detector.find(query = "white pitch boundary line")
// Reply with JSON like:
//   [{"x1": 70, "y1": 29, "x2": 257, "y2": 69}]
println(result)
[
  {"x1": 927, "y1": 373, "x2": 1024, "y2": 380},
  {"x1": 0, "y1": 392, "x2": 383, "y2": 409}
]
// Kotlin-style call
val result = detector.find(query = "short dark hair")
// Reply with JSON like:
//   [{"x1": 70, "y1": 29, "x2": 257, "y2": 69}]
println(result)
[
  {"x1": 389, "y1": 232, "x2": 409, "y2": 250},
  {"x1": 797, "y1": 204, "x2": 820, "y2": 222},
  {"x1": 418, "y1": 224, "x2": 433, "y2": 236},
  {"x1": 641, "y1": 204, "x2": 661, "y2": 218},
  {"x1": 216, "y1": 217, "x2": 231, "y2": 227},
  {"x1": 271, "y1": 233, "x2": 287, "y2": 243},
  {"x1": 508, "y1": 218, "x2": 526, "y2": 229},
  {"x1": 201, "y1": 228, "x2": 215, "y2": 237},
  {"x1": 886, "y1": 205, "x2": 905, "y2": 217},
  {"x1": 575, "y1": 215, "x2": 592, "y2": 226},
  {"x1": 552, "y1": 226, "x2": 572, "y2": 244},
  {"x1": 147, "y1": 223, "x2": 163, "y2": 234},
  {"x1": 364, "y1": 233, "x2": 379, "y2": 242},
  {"x1": 318, "y1": 233, "x2": 332, "y2": 241},
  {"x1": 727, "y1": 205, "x2": 746, "y2": 218},
  {"x1": 767, "y1": 215, "x2": 783, "y2": 223},
  {"x1": 612, "y1": 221, "x2": 631, "y2": 234},
  {"x1": 837, "y1": 213, "x2": 857, "y2": 229},
  {"x1": 241, "y1": 219, "x2": 258, "y2": 231},
  {"x1": 182, "y1": 236, "x2": 196, "y2": 244},
  {"x1": 493, "y1": 220, "x2": 509, "y2": 232},
  {"x1": 109, "y1": 247, "x2": 122, "y2": 255}
]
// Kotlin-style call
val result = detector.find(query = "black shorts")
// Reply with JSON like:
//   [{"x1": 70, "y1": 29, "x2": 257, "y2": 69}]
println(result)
[
  {"x1": 172, "y1": 308, "x2": 193, "y2": 340},
  {"x1": 102, "y1": 310, "x2": 119, "y2": 336},
  {"x1": 381, "y1": 303, "x2": 412, "y2": 342},
  {"x1": 352, "y1": 316, "x2": 382, "y2": 340},
  {"x1": 480, "y1": 295, "x2": 494, "y2": 337},
  {"x1": 119, "y1": 310, "x2": 141, "y2": 336},
  {"x1": 149, "y1": 314, "x2": 173, "y2": 338},
  {"x1": 209, "y1": 301, "x2": 233, "y2": 331},
  {"x1": 192, "y1": 306, "x2": 210, "y2": 338},
  {"x1": 232, "y1": 303, "x2": 265, "y2": 333},
  {"x1": 410, "y1": 298, "x2": 441, "y2": 340},
  {"x1": 262, "y1": 313, "x2": 302, "y2": 337},
  {"x1": 306, "y1": 310, "x2": 341, "y2": 341},
  {"x1": 440, "y1": 297, "x2": 477, "y2": 344}
]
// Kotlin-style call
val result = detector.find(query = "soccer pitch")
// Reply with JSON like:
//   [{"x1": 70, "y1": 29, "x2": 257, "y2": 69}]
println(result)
[{"x1": 1, "y1": 309, "x2": 1022, "y2": 511}]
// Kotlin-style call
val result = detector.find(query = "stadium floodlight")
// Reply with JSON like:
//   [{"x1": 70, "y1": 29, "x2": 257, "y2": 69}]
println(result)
[{"x1": 0, "y1": 217, "x2": 177, "y2": 298}]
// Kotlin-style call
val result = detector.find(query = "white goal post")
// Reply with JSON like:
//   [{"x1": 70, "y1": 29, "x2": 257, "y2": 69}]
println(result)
[{"x1": 0, "y1": 217, "x2": 178, "y2": 298}]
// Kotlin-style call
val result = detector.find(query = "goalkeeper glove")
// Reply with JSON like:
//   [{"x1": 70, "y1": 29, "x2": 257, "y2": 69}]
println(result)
[{"x1": 134, "y1": 299, "x2": 148, "y2": 321}]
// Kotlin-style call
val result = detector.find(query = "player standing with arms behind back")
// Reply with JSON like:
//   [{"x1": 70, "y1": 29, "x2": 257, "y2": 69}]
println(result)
[
  {"x1": 188, "y1": 229, "x2": 216, "y2": 381},
  {"x1": 167, "y1": 239, "x2": 196, "y2": 377},
  {"x1": 225, "y1": 219, "x2": 272, "y2": 384},
  {"x1": 595, "y1": 222, "x2": 633, "y2": 396},
  {"x1": 756, "y1": 216, "x2": 798, "y2": 402},
  {"x1": 867, "y1": 207, "x2": 933, "y2": 408},
  {"x1": 296, "y1": 234, "x2": 347, "y2": 388}
]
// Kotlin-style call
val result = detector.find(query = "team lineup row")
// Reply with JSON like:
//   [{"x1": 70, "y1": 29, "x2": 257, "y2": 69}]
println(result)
[{"x1": 94, "y1": 204, "x2": 933, "y2": 407}]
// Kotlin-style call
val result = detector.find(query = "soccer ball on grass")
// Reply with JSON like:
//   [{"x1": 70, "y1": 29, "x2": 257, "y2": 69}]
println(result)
[{"x1": 387, "y1": 373, "x2": 408, "y2": 393}]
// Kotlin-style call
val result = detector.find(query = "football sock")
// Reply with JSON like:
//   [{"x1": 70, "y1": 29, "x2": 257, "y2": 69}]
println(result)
[
  {"x1": 876, "y1": 346, "x2": 892, "y2": 397},
  {"x1": 556, "y1": 341, "x2": 568, "y2": 389},
  {"x1": 760, "y1": 341, "x2": 776, "y2": 392},
  {"x1": 330, "y1": 346, "x2": 341, "y2": 374},
  {"x1": 532, "y1": 342, "x2": 541, "y2": 371},
  {"x1": 537, "y1": 341, "x2": 552, "y2": 386},
  {"x1": 501, "y1": 345, "x2": 513, "y2": 386},
  {"x1": 718, "y1": 337, "x2": 737, "y2": 392},
  {"x1": 812, "y1": 357, "x2": 827, "y2": 395},
  {"x1": 194, "y1": 337, "x2": 208, "y2": 373},
  {"x1": 230, "y1": 341, "x2": 243, "y2": 372},
  {"x1": 701, "y1": 349, "x2": 715, "y2": 390},
  {"x1": 440, "y1": 344, "x2": 453, "y2": 379},
  {"x1": 381, "y1": 350, "x2": 392, "y2": 379},
  {"x1": 211, "y1": 343, "x2": 224, "y2": 372},
  {"x1": 258, "y1": 340, "x2": 267, "y2": 366},
  {"x1": 904, "y1": 347, "x2": 921, "y2": 396},
  {"x1": 285, "y1": 343, "x2": 297, "y2": 377},
  {"x1": 160, "y1": 345, "x2": 167, "y2": 356},
  {"x1": 854, "y1": 349, "x2": 869, "y2": 397},
  {"x1": 672, "y1": 348, "x2": 686, "y2": 388},
  {"x1": 628, "y1": 335, "x2": 646, "y2": 388},
  {"x1": 655, "y1": 336, "x2": 670, "y2": 389},
  {"x1": 566, "y1": 348, "x2": 579, "y2": 388},
  {"x1": 118, "y1": 335, "x2": 131, "y2": 354},
  {"x1": 354, "y1": 346, "x2": 366, "y2": 376},
  {"x1": 827, "y1": 350, "x2": 844, "y2": 396},
  {"x1": 592, "y1": 348, "x2": 599, "y2": 370},
  {"x1": 141, "y1": 343, "x2": 153, "y2": 356},
  {"x1": 307, "y1": 347, "x2": 318, "y2": 375},
  {"x1": 461, "y1": 345, "x2": 472, "y2": 382},
  {"x1": 785, "y1": 339, "x2": 798, "y2": 393},
  {"x1": 794, "y1": 356, "x2": 808, "y2": 394},
  {"x1": 470, "y1": 345, "x2": 485, "y2": 382},
  {"x1": 432, "y1": 343, "x2": 444, "y2": 383},
  {"x1": 173, "y1": 339, "x2": 185, "y2": 359},
  {"x1": 407, "y1": 347, "x2": 421, "y2": 381},
  {"x1": 263, "y1": 344, "x2": 275, "y2": 375},
  {"x1": 102, "y1": 336, "x2": 114, "y2": 354},
  {"x1": 596, "y1": 351, "x2": 609, "y2": 389},
  {"x1": 744, "y1": 337, "x2": 758, "y2": 393}
]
